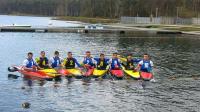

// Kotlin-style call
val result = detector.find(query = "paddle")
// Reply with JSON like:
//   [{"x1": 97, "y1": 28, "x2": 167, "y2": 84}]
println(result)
[{"x1": 8, "y1": 66, "x2": 19, "y2": 72}]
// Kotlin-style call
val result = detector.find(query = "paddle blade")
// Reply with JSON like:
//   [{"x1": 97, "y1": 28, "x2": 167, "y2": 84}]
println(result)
[{"x1": 8, "y1": 67, "x2": 18, "y2": 72}]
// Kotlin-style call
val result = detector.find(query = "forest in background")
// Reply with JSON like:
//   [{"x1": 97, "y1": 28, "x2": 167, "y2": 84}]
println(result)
[{"x1": 0, "y1": 0, "x2": 200, "y2": 18}]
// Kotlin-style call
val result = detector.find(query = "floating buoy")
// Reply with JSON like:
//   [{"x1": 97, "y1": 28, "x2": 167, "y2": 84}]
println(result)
[{"x1": 22, "y1": 102, "x2": 30, "y2": 109}]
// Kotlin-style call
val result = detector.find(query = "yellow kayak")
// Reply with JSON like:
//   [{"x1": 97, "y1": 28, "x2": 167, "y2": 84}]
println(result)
[
  {"x1": 123, "y1": 69, "x2": 140, "y2": 79},
  {"x1": 93, "y1": 69, "x2": 108, "y2": 77},
  {"x1": 66, "y1": 68, "x2": 82, "y2": 78},
  {"x1": 39, "y1": 69, "x2": 60, "y2": 77}
]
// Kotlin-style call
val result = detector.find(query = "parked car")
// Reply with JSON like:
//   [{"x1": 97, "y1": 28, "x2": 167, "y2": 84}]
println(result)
[{"x1": 85, "y1": 24, "x2": 104, "y2": 29}]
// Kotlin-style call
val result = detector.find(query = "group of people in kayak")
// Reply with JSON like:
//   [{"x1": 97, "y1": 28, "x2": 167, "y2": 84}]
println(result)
[{"x1": 22, "y1": 51, "x2": 153, "y2": 73}]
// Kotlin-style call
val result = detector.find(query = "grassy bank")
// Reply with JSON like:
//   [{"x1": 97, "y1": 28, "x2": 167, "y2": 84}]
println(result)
[{"x1": 55, "y1": 16, "x2": 119, "y2": 24}]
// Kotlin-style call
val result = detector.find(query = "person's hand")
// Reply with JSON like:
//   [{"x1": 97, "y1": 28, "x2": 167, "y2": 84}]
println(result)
[
  {"x1": 115, "y1": 65, "x2": 119, "y2": 68},
  {"x1": 134, "y1": 68, "x2": 138, "y2": 72},
  {"x1": 84, "y1": 64, "x2": 91, "y2": 68}
]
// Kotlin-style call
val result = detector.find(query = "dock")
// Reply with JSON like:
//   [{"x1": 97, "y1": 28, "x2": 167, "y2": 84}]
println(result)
[{"x1": 0, "y1": 26, "x2": 182, "y2": 36}]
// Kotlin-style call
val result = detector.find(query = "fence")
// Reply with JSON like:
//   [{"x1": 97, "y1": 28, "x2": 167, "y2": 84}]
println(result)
[{"x1": 120, "y1": 17, "x2": 200, "y2": 25}]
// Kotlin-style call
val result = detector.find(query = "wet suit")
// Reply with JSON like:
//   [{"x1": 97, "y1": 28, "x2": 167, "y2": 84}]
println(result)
[
  {"x1": 63, "y1": 58, "x2": 81, "y2": 69},
  {"x1": 122, "y1": 58, "x2": 141, "y2": 70},
  {"x1": 138, "y1": 60, "x2": 153, "y2": 72},
  {"x1": 35, "y1": 57, "x2": 49, "y2": 69},
  {"x1": 82, "y1": 57, "x2": 95, "y2": 68},
  {"x1": 109, "y1": 58, "x2": 122, "y2": 70},
  {"x1": 50, "y1": 57, "x2": 62, "y2": 68},
  {"x1": 94, "y1": 58, "x2": 109, "y2": 70}
]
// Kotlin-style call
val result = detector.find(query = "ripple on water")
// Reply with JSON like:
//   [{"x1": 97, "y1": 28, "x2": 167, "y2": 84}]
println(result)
[{"x1": 0, "y1": 33, "x2": 200, "y2": 112}]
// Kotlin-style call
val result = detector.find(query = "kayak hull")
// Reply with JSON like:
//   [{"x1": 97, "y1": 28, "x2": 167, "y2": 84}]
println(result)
[
  {"x1": 124, "y1": 70, "x2": 140, "y2": 79},
  {"x1": 13, "y1": 66, "x2": 53, "y2": 80},
  {"x1": 65, "y1": 68, "x2": 82, "y2": 78},
  {"x1": 82, "y1": 67, "x2": 94, "y2": 77},
  {"x1": 58, "y1": 69, "x2": 73, "y2": 77},
  {"x1": 39, "y1": 69, "x2": 61, "y2": 77},
  {"x1": 19, "y1": 70, "x2": 53, "y2": 80},
  {"x1": 140, "y1": 72, "x2": 153, "y2": 81},
  {"x1": 93, "y1": 69, "x2": 108, "y2": 78},
  {"x1": 110, "y1": 70, "x2": 124, "y2": 79}
]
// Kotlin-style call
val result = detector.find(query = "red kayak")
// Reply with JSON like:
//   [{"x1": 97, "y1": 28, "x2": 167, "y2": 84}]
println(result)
[
  {"x1": 140, "y1": 72, "x2": 153, "y2": 80},
  {"x1": 57, "y1": 69, "x2": 72, "y2": 77},
  {"x1": 110, "y1": 70, "x2": 124, "y2": 78},
  {"x1": 14, "y1": 66, "x2": 53, "y2": 80},
  {"x1": 82, "y1": 67, "x2": 94, "y2": 77}
]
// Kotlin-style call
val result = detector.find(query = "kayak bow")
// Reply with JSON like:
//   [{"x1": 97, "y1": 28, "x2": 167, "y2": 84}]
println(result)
[
  {"x1": 110, "y1": 69, "x2": 124, "y2": 79},
  {"x1": 93, "y1": 69, "x2": 108, "y2": 78},
  {"x1": 140, "y1": 72, "x2": 153, "y2": 81}
]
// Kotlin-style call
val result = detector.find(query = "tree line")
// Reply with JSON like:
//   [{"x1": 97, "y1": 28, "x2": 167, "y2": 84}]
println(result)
[{"x1": 0, "y1": 0, "x2": 200, "y2": 18}]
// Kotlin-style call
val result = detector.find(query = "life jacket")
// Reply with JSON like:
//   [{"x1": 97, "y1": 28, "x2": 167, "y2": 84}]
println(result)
[
  {"x1": 140, "y1": 60, "x2": 152, "y2": 72},
  {"x1": 97, "y1": 59, "x2": 108, "y2": 70},
  {"x1": 26, "y1": 58, "x2": 36, "y2": 68},
  {"x1": 111, "y1": 58, "x2": 120, "y2": 69},
  {"x1": 125, "y1": 59, "x2": 134, "y2": 70},
  {"x1": 64, "y1": 58, "x2": 76, "y2": 69},
  {"x1": 83, "y1": 57, "x2": 94, "y2": 66},
  {"x1": 51, "y1": 57, "x2": 61, "y2": 68},
  {"x1": 36, "y1": 57, "x2": 48, "y2": 68}
]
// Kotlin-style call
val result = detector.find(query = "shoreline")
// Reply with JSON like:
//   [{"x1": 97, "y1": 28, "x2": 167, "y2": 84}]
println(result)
[
  {"x1": 0, "y1": 13, "x2": 119, "y2": 24},
  {"x1": 0, "y1": 14, "x2": 200, "y2": 36}
]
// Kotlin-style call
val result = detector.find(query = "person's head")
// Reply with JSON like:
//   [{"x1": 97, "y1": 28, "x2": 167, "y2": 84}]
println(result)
[
  {"x1": 127, "y1": 54, "x2": 132, "y2": 60},
  {"x1": 67, "y1": 52, "x2": 73, "y2": 58},
  {"x1": 143, "y1": 53, "x2": 149, "y2": 60},
  {"x1": 100, "y1": 53, "x2": 105, "y2": 60},
  {"x1": 40, "y1": 51, "x2": 45, "y2": 57},
  {"x1": 27, "y1": 52, "x2": 33, "y2": 59},
  {"x1": 54, "y1": 51, "x2": 59, "y2": 57},
  {"x1": 86, "y1": 51, "x2": 91, "y2": 57},
  {"x1": 112, "y1": 52, "x2": 118, "y2": 59}
]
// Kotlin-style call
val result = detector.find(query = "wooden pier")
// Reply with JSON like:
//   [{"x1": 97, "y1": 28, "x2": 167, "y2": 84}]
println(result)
[{"x1": 0, "y1": 26, "x2": 182, "y2": 36}]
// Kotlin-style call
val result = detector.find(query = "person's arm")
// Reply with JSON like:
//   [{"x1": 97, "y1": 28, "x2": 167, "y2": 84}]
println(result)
[
  {"x1": 22, "y1": 60, "x2": 33, "y2": 71},
  {"x1": 74, "y1": 59, "x2": 81, "y2": 68},
  {"x1": 81, "y1": 58, "x2": 85, "y2": 66},
  {"x1": 61, "y1": 58, "x2": 66, "y2": 68},
  {"x1": 148, "y1": 61, "x2": 154, "y2": 72},
  {"x1": 135, "y1": 60, "x2": 143, "y2": 71},
  {"x1": 103, "y1": 58, "x2": 109, "y2": 69},
  {"x1": 35, "y1": 57, "x2": 40, "y2": 64},
  {"x1": 133, "y1": 59, "x2": 141, "y2": 63},
  {"x1": 118, "y1": 59, "x2": 122, "y2": 67},
  {"x1": 91, "y1": 58, "x2": 96, "y2": 67},
  {"x1": 59, "y1": 57, "x2": 63, "y2": 67},
  {"x1": 45, "y1": 58, "x2": 51, "y2": 68},
  {"x1": 94, "y1": 58, "x2": 98, "y2": 62},
  {"x1": 150, "y1": 61, "x2": 154, "y2": 67},
  {"x1": 49, "y1": 57, "x2": 53, "y2": 68},
  {"x1": 33, "y1": 59, "x2": 42, "y2": 70}
]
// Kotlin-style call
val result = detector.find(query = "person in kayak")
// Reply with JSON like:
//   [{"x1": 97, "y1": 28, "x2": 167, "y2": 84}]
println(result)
[
  {"x1": 62, "y1": 52, "x2": 81, "y2": 69},
  {"x1": 82, "y1": 51, "x2": 95, "y2": 68},
  {"x1": 49, "y1": 51, "x2": 62, "y2": 68},
  {"x1": 136, "y1": 53, "x2": 153, "y2": 72},
  {"x1": 109, "y1": 53, "x2": 122, "y2": 70},
  {"x1": 94, "y1": 53, "x2": 109, "y2": 70},
  {"x1": 122, "y1": 54, "x2": 141, "y2": 70},
  {"x1": 35, "y1": 51, "x2": 50, "y2": 69},
  {"x1": 22, "y1": 52, "x2": 38, "y2": 71}
]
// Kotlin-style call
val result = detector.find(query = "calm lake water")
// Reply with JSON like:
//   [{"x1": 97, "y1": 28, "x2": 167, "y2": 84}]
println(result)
[
  {"x1": 0, "y1": 15, "x2": 81, "y2": 27},
  {"x1": 0, "y1": 15, "x2": 200, "y2": 112}
]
